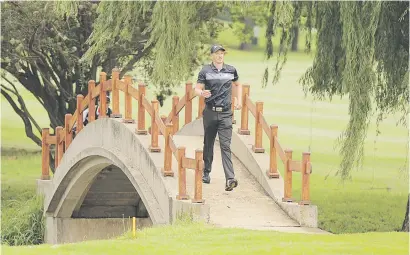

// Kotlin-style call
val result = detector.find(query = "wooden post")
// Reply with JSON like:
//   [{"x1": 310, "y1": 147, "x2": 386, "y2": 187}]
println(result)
[
  {"x1": 55, "y1": 126, "x2": 63, "y2": 168},
  {"x1": 231, "y1": 83, "x2": 237, "y2": 124},
  {"x1": 136, "y1": 82, "x2": 147, "y2": 134},
  {"x1": 300, "y1": 152, "x2": 311, "y2": 205},
  {"x1": 197, "y1": 95, "x2": 205, "y2": 119},
  {"x1": 282, "y1": 149, "x2": 293, "y2": 202},
  {"x1": 123, "y1": 75, "x2": 134, "y2": 123},
  {"x1": 65, "y1": 114, "x2": 72, "y2": 150},
  {"x1": 41, "y1": 128, "x2": 50, "y2": 180},
  {"x1": 238, "y1": 84, "x2": 250, "y2": 135},
  {"x1": 192, "y1": 149, "x2": 204, "y2": 203},
  {"x1": 99, "y1": 72, "x2": 107, "y2": 118},
  {"x1": 88, "y1": 80, "x2": 96, "y2": 123},
  {"x1": 185, "y1": 82, "x2": 192, "y2": 125},
  {"x1": 76, "y1": 95, "x2": 84, "y2": 133},
  {"x1": 172, "y1": 96, "x2": 179, "y2": 134},
  {"x1": 111, "y1": 68, "x2": 122, "y2": 118},
  {"x1": 267, "y1": 125, "x2": 279, "y2": 178},
  {"x1": 176, "y1": 147, "x2": 189, "y2": 200},
  {"x1": 252, "y1": 101, "x2": 265, "y2": 153},
  {"x1": 149, "y1": 100, "x2": 161, "y2": 152},
  {"x1": 162, "y1": 124, "x2": 174, "y2": 177}
]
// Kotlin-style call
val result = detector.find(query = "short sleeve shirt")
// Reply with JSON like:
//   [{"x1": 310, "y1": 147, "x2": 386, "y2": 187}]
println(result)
[{"x1": 197, "y1": 63, "x2": 239, "y2": 107}]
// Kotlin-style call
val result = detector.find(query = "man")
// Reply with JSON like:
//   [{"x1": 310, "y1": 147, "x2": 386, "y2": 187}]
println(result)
[{"x1": 194, "y1": 44, "x2": 242, "y2": 191}]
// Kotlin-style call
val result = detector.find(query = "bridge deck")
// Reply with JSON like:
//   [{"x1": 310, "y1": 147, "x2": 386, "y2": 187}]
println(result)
[{"x1": 174, "y1": 135, "x2": 326, "y2": 234}]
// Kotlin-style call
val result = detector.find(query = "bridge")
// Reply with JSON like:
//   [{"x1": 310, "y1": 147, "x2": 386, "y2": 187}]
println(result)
[{"x1": 37, "y1": 69, "x2": 322, "y2": 244}]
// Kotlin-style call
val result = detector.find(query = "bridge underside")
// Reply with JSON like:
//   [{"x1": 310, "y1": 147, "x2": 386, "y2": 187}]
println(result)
[
  {"x1": 44, "y1": 165, "x2": 153, "y2": 244},
  {"x1": 73, "y1": 165, "x2": 149, "y2": 219}
]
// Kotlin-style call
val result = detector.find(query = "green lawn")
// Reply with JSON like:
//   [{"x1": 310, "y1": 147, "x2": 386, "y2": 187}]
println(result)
[{"x1": 2, "y1": 222, "x2": 409, "y2": 255}]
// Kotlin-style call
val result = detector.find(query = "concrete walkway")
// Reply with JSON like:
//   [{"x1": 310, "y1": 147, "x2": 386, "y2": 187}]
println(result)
[{"x1": 174, "y1": 135, "x2": 329, "y2": 234}]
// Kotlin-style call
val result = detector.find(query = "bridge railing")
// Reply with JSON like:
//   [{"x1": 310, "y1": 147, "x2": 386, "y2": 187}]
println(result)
[
  {"x1": 41, "y1": 68, "x2": 312, "y2": 205},
  {"x1": 41, "y1": 69, "x2": 206, "y2": 203},
  {"x1": 237, "y1": 84, "x2": 312, "y2": 205}
]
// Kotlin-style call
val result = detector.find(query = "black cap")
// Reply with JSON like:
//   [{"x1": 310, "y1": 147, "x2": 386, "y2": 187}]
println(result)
[{"x1": 211, "y1": 44, "x2": 225, "y2": 54}]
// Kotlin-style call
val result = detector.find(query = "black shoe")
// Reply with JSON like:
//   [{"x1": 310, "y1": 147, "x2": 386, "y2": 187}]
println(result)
[
  {"x1": 225, "y1": 179, "x2": 238, "y2": 191},
  {"x1": 202, "y1": 172, "x2": 210, "y2": 184}
]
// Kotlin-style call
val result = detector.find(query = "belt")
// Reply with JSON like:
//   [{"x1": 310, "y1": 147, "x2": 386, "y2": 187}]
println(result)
[{"x1": 206, "y1": 104, "x2": 230, "y2": 112}]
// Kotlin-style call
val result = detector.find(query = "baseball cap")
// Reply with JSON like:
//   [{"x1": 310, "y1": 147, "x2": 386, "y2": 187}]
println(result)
[{"x1": 211, "y1": 44, "x2": 226, "y2": 54}]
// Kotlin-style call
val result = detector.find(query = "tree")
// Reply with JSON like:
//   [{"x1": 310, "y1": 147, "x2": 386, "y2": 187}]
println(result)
[
  {"x1": 1, "y1": 1, "x2": 99, "y2": 164},
  {"x1": 1, "y1": 1, "x2": 223, "y2": 166},
  {"x1": 229, "y1": 2, "x2": 270, "y2": 50},
  {"x1": 82, "y1": 1, "x2": 223, "y2": 106},
  {"x1": 264, "y1": 1, "x2": 409, "y2": 231},
  {"x1": 1, "y1": 2, "x2": 151, "y2": 150}
]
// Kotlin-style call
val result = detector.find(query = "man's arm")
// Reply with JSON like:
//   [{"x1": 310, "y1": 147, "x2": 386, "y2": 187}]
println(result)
[
  {"x1": 195, "y1": 67, "x2": 211, "y2": 98},
  {"x1": 233, "y1": 81, "x2": 242, "y2": 110},
  {"x1": 195, "y1": 83, "x2": 205, "y2": 96},
  {"x1": 232, "y1": 68, "x2": 242, "y2": 109}
]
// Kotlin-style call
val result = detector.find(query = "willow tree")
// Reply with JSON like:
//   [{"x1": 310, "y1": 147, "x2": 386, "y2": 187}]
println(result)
[
  {"x1": 1, "y1": 1, "x2": 221, "y2": 154},
  {"x1": 77, "y1": 1, "x2": 222, "y2": 105},
  {"x1": 264, "y1": 1, "x2": 409, "y2": 230}
]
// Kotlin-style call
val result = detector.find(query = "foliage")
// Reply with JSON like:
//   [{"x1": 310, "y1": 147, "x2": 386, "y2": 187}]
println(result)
[
  {"x1": 229, "y1": 2, "x2": 270, "y2": 45},
  {"x1": 1, "y1": 1, "x2": 97, "y2": 156},
  {"x1": 0, "y1": 1, "x2": 162, "y2": 152},
  {"x1": 1, "y1": 195, "x2": 45, "y2": 246},
  {"x1": 298, "y1": 2, "x2": 408, "y2": 180},
  {"x1": 262, "y1": 1, "x2": 409, "y2": 181},
  {"x1": 144, "y1": 2, "x2": 221, "y2": 101},
  {"x1": 263, "y1": 1, "x2": 297, "y2": 86},
  {"x1": 1, "y1": 152, "x2": 45, "y2": 246},
  {"x1": 57, "y1": 1, "x2": 222, "y2": 105}
]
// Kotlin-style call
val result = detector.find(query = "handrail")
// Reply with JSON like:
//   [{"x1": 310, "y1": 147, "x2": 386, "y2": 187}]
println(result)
[
  {"x1": 240, "y1": 84, "x2": 312, "y2": 205},
  {"x1": 165, "y1": 94, "x2": 186, "y2": 124},
  {"x1": 128, "y1": 86, "x2": 139, "y2": 100},
  {"x1": 155, "y1": 112, "x2": 166, "y2": 136},
  {"x1": 142, "y1": 97, "x2": 153, "y2": 117},
  {"x1": 40, "y1": 69, "x2": 313, "y2": 206},
  {"x1": 246, "y1": 96, "x2": 257, "y2": 118}
]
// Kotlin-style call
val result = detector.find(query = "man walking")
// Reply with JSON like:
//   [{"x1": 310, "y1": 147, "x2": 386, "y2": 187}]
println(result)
[{"x1": 194, "y1": 44, "x2": 242, "y2": 191}]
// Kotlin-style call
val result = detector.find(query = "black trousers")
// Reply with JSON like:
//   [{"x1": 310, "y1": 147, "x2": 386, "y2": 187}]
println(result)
[{"x1": 202, "y1": 107, "x2": 235, "y2": 180}]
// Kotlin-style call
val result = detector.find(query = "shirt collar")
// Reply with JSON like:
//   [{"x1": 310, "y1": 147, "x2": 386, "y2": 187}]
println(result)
[{"x1": 211, "y1": 62, "x2": 226, "y2": 71}]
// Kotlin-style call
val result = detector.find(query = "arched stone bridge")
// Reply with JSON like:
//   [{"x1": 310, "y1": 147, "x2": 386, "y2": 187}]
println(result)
[{"x1": 37, "y1": 70, "x2": 323, "y2": 244}]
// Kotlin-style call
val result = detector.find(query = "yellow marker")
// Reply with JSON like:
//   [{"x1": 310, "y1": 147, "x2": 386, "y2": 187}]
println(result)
[{"x1": 132, "y1": 217, "x2": 136, "y2": 237}]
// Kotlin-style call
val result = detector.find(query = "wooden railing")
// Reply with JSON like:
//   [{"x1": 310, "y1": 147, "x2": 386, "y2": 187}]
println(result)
[
  {"x1": 41, "y1": 69, "x2": 312, "y2": 205},
  {"x1": 237, "y1": 85, "x2": 312, "y2": 205}
]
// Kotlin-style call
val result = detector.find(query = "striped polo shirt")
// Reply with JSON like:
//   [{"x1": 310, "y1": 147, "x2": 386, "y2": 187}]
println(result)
[{"x1": 197, "y1": 63, "x2": 239, "y2": 108}]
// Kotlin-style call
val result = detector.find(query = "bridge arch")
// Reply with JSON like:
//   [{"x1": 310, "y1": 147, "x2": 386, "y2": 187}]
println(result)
[{"x1": 45, "y1": 118, "x2": 175, "y2": 226}]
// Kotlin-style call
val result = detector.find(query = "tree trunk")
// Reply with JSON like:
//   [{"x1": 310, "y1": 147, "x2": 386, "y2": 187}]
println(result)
[
  {"x1": 402, "y1": 194, "x2": 409, "y2": 232},
  {"x1": 291, "y1": 26, "x2": 299, "y2": 52},
  {"x1": 239, "y1": 16, "x2": 254, "y2": 51}
]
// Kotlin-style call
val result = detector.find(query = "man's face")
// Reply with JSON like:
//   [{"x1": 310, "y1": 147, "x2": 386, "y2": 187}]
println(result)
[{"x1": 212, "y1": 50, "x2": 225, "y2": 64}]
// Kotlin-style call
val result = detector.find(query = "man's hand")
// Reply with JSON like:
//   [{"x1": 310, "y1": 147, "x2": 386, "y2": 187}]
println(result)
[
  {"x1": 201, "y1": 90, "x2": 212, "y2": 98},
  {"x1": 233, "y1": 97, "x2": 242, "y2": 110}
]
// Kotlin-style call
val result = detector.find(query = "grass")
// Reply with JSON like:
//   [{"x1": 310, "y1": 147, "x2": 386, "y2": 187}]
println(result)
[
  {"x1": 1, "y1": 151, "x2": 45, "y2": 245},
  {"x1": 2, "y1": 222, "x2": 409, "y2": 255}
]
